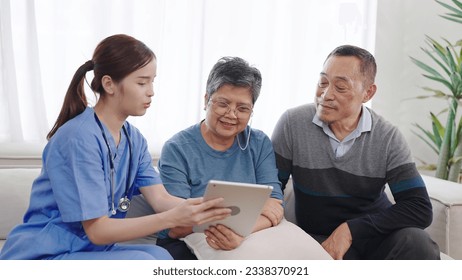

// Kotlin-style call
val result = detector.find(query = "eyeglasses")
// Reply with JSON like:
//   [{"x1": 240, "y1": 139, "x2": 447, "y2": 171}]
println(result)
[{"x1": 209, "y1": 99, "x2": 253, "y2": 119}]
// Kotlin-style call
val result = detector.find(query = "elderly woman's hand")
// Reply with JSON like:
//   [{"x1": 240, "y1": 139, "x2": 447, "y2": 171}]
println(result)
[
  {"x1": 260, "y1": 198, "x2": 284, "y2": 226},
  {"x1": 204, "y1": 224, "x2": 244, "y2": 250},
  {"x1": 168, "y1": 226, "x2": 193, "y2": 239}
]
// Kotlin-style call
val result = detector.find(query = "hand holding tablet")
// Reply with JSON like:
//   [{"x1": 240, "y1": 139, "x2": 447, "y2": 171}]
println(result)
[{"x1": 193, "y1": 180, "x2": 273, "y2": 237}]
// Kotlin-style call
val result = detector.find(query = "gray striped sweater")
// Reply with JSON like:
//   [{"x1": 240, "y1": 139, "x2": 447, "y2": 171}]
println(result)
[{"x1": 271, "y1": 103, "x2": 432, "y2": 239}]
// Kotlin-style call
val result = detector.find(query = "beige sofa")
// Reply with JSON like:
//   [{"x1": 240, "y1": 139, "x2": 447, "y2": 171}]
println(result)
[{"x1": 1, "y1": 142, "x2": 461, "y2": 259}]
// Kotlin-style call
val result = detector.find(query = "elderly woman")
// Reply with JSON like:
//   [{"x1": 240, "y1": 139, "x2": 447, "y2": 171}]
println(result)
[
  {"x1": 126, "y1": 56, "x2": 331, "y2": 260},
  {"x1": 155, "y1": 57, "x2": 285, "y2": 259}
]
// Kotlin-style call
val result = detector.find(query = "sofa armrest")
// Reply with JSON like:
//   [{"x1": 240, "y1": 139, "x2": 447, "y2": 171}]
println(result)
[
  {"x1": 421, "y1": 175, "x2": 462, "y2": 260},
  {"x1": 0, "y1": 168, "x2": 41, "y2": 242},
  {"x1": 0, "y1": 142, "x2": 161, "y2": 168},
  {"x1": 0, "y1": 142, "x2": 44, "y2": 168}
]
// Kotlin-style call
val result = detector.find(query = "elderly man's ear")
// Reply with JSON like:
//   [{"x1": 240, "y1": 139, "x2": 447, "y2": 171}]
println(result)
[{"x1": 363, "y1": 84, "x2": 377, "y2": 103}]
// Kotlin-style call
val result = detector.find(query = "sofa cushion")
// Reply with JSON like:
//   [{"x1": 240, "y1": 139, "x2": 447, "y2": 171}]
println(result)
[
  {"x1": 0, "y1": 168, "x2": 41, "y2": 240},
  {"x1": 126, "y1": 191, "x2": 332, "y2": 259},
  {"x1": 182, "y1": 219, "x2": 332, "y2": 259}
]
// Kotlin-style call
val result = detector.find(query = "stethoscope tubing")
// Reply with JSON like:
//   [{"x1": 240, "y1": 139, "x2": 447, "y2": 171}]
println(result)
[{"x1": 94, "y1": 113, "x2": 132, "y2": 215}]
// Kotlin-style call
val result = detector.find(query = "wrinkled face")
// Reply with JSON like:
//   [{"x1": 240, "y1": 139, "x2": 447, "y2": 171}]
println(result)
[
  {"x1": 204, "y1": 84, "x2": 253, "y2": 141},
  {"x1": 315, "y1": 56, "x2": 372, "y2": 125},
  {"x1": 114, "y1": 59, "x2": 156, "y2": 118}
]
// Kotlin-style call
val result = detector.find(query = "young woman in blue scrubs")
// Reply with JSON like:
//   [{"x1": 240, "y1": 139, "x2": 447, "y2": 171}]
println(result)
[{"x1": 0, "y1": 34, "x2": 230, "y2": 260}]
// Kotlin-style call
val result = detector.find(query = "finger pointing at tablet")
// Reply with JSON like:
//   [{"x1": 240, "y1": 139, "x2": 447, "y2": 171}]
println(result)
[{"x1": 192, "y1": 197, "x2": 233, "y2": 225}]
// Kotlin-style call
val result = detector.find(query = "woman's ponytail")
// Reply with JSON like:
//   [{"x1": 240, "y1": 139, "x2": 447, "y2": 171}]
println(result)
[{"x1": 46, "y1": 60, "x2": 94, "y2": 140}]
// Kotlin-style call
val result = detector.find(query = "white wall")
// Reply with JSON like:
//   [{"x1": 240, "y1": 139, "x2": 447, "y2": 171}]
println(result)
[{"x1": 374, "y1": 0, "x2": 461, "y2": 168}]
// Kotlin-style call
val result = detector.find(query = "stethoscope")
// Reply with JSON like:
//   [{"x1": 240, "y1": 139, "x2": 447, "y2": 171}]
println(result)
[{"x1": 94, "y1": 113, "x2": 132, "y2": 215}]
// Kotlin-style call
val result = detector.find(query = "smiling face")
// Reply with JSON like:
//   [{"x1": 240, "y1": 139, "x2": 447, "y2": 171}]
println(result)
[
  {"x1": 315, "y1": 55, "x2": 375, "y2": 130},
  {"x1": 113, "y1": 59, "x2": 157, "y2": 118},
  {"x1": 202, "y1": 84, "x2": 253, "y2": 149}
]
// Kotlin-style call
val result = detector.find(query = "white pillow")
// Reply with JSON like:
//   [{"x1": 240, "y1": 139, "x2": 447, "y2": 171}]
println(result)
[{"x1": 182, "y1": 219, "x2": 332, "y2": 260}]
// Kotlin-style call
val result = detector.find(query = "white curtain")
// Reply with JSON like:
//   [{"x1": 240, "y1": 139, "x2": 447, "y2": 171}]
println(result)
[{"x1": 0, "y1": 0, "x2": 377, "y2": 155}]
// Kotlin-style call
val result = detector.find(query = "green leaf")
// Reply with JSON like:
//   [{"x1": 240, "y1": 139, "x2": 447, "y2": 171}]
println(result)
[
  {"x1": 437, "y1": 0, "x2": 462, "y2": 24},
  {"x1": 403, "y1": 89, "x2": 450, "y2": 101},
  {"x1": 416, "y1": 163, "x2": 437, "y2": 171},
  {"x1": 436, "y1": 0, "x2": 462, "y2": 15},
  {"x1": 412, "y1": 129, "x2": 439, "y2": 154},
  {"x1": 422, "y1": 74, "x2": 453, "y2": 91},
  {"x1": 451, "y1": 118, "x2": 458, "y2": 155},
  {"x1": 444, "y1": 39, "x2": 460, "y2": 64},
  {"x1": 456, "y1": 113, "x2": 462, "y2": 144},
  {"x1": 450, "y1": 72, "x2": 462, "y2": 97},
  {"x1": 449, "y1": 156, "x2": 462, "y2": 164},
  {"x1": 410, "y1": 56, "x2": 445, "y2": 78},
  {"x1": 450, "y1": 0, "x2": 462, "y2": 11},
  {"x1": 422, "y1": 87, "x2": 452, "y2": 98},
  {"x1": 445, "y1": 45, "x2": 459, "y2": 74},
  {"x1": 422, "y1": 39, "x2": 452, "y2": 76},
  {"x1": 448, "y1": 110, "x2": 462, "y2": 181},
  {"x1": 446, "y1": 12, "x2": 462, "y2": 19},
  {"x1": 426, "y1": 37, "x2": 452, "y2": 70},
  {"x1": 437, "y1": 107, "x2": 449, "y2": 115},
  {"x1": 430, "y1": 112, "x2": 445, "y2": 140},
  {"x1": 413, "y1": 123, "x2": 437, "y2": 142}
]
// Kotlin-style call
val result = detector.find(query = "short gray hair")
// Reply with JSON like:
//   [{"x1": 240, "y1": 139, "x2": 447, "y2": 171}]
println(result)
[
  {"x1": 326, "y1": 45, "x2": 377, "y2": 85},
  {"x1": 206, "y1": 56, "x2": 262, "y2": 104}
]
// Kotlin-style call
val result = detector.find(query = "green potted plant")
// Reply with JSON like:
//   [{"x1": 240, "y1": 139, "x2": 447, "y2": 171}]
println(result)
[{"x1": 411, "y1": 0, "x2": 462, "y2": 182}]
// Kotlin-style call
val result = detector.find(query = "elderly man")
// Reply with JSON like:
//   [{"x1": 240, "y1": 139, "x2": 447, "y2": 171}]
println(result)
[{"x1": 271, "y1": 45, "x2": 440, "y2": 260}]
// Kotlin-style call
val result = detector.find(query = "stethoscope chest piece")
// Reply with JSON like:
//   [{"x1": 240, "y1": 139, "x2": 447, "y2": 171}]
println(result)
[{"x1": 118, "y1": 197, "x2": 131, "y2": 212}]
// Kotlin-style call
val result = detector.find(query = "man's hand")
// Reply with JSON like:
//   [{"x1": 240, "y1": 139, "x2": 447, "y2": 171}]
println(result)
[{"x1": 321, "y1": 222, "x2": 352, "y2": 260}]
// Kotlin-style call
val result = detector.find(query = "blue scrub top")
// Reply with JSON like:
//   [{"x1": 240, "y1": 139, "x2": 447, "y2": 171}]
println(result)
[{"x1": 0, "y1": 107, "x2": 162, "y2": 259}]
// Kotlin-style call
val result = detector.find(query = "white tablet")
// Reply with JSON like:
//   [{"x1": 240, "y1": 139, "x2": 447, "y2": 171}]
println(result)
[{"x1": 193, "y1": 180, "x2": 273, "y2": 237}]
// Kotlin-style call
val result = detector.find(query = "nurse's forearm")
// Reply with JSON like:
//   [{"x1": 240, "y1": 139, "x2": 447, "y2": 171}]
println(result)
[
  {"x1": 81, "y1": 213, "x2": 178, "y2": 245},
  {"x1": 82, "y1": 198, "x2": 230, "y2": 245},
  {"x1": 140, "y1": 184, "x2": 184, "y2": 213}
]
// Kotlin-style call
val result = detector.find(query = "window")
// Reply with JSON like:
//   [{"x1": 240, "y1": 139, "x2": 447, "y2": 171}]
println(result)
[{"x1": 0, "y1": 0, "x2": 377, "y2": 154}]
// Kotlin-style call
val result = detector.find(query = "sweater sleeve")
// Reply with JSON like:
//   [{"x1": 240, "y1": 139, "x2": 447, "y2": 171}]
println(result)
[
  {"x1": 256, "y1": 134, "x2": 284, "y2": 201},
  {"x1": 347, "y1": 128, "x2": 433, "y2": 240},
  {"x1": 271, "y1": 110, "x2": 293, "y2": 191}
]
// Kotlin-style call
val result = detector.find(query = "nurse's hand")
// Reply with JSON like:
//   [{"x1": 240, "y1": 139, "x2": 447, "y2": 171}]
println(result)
[
  {"x1": 205, "y1": 224, "x2": 244, "y2": 250},
  {"x1": 169, "y1": 197, "x2": 231, "y2": 228}
]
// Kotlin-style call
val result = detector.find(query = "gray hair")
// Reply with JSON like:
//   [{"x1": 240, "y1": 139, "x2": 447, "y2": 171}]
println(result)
[
  {"x1": 326, "y1": 45, "x2": 377, "y2": 85},
  {"x1": 205, "y1": 56, "x2": 262, "y2": 104}
]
